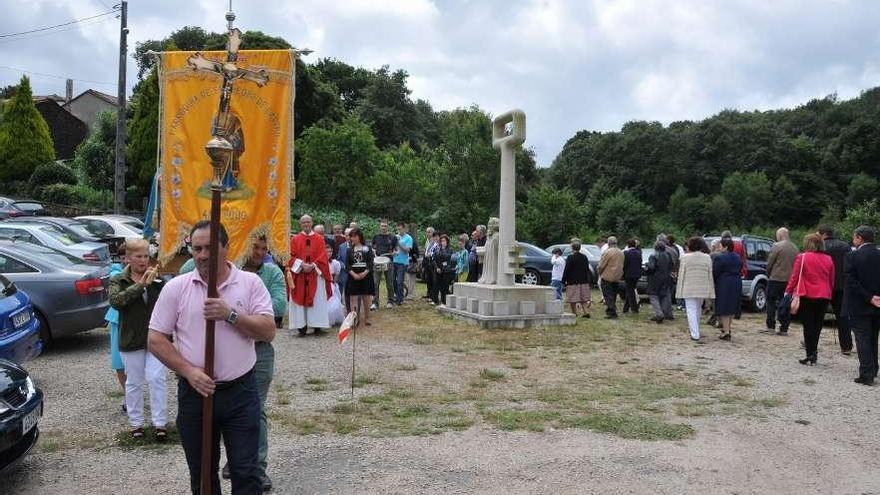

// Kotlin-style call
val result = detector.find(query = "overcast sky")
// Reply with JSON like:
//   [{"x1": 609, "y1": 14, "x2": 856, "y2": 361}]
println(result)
[{"x1": 3, "y1": 0, "x2": 880, "y2": 165}]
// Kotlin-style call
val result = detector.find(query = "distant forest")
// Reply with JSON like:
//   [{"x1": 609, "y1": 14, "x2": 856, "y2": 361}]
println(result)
[{"x1": 545, "y1": 89, "x2": 880, "y2": 241}]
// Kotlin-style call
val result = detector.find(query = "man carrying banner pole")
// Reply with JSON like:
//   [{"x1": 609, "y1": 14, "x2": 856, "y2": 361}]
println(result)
[{"x1": 150, "y1": 4, "x2": 297, "y2": 491}]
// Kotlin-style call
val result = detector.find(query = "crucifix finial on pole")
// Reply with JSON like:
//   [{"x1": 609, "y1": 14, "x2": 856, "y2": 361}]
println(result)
[{"x1": 186, "y1": 14, "x2": 268, "y2": 191}]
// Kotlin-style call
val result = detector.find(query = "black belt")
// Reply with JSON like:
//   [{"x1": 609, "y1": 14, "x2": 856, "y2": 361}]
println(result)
[{"x1": 214, "y1": 368, "x2": 254, "y2": 390}]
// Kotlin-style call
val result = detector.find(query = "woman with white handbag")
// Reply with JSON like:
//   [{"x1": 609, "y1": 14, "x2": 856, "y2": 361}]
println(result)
[{"x1": 785, "y1": 234, "x2": 835, "y2": 365}]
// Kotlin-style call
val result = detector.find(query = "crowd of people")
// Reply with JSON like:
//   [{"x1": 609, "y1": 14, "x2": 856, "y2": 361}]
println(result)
[
  {"x1": 102, "y1": 216, "x2": 880, "y2": 494},
  {"x1": 553, "y1": 225, "x2": 880, "y2": 386}
]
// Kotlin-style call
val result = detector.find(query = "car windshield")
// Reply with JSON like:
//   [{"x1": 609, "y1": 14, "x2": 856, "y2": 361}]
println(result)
[
  {"x1": 123, "y1": 221, "x2": 144, "y2": 234},
  {"x1": 64, "y1": 222, "x2": 96, "y2": 240},
  {"x1": 7, "y1": 242, "x2": 85, "y2": 266},
  {"x1": 13, "y1": 202, "x2": 43, "y2": 211},
  {"x1": 642, "y1": 248, "x2": 655, "y2": 264},
  {"x1": 39, "y1": 226, "x2": 77, "y2": 246},
  {"x1": 584, "y1": 245, "x2": 601, "y2": 258}
]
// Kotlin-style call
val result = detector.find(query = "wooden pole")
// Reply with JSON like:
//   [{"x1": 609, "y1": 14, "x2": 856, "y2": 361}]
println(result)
[{"x1": 200, "y1": 187, "x2": 221, "y2": 494}]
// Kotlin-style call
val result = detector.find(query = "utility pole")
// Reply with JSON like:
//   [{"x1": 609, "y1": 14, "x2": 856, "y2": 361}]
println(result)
[{"x1": 113, "y1": 1, "x2": 128, "y2": 214}]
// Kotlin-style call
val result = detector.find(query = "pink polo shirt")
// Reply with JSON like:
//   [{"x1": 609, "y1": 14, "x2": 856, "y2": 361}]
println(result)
[{"x1": 149, "y1": 262, "x2": 273, "y2": 381}]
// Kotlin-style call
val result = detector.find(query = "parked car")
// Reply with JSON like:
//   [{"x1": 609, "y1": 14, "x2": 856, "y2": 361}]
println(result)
[
  {"x1": 0, "y1": 275, "x2": 42, "y2": 364},
  {"x1": 75, "y1": 215, "x2": 145, "y2": 239},
  {"x1": 0, "y1": 240, "x2": 110, "y2": 344},
  {"x1": 704, "y1": 235, "x2": 773, "y2": 312},
  {"x1": 0, "y1": 198, "x2": 47, "y2": 220},
  {"x1": 545, "y1": 243, "x2": 600, "y2": 282},
  {"x1": 76, "y1": 215, "x2": 155, "y2": 258},
  {"x1": 0, "y1": 358, "x2": 43, "y2": 472},
  {"x1": 515, "y1": 241, "x2": 554, "y2": 285},
  {"x1": 4, "y1": 216, "x2": 125, "y2": 262},
  {"x1": 0, "y1": 222, "x2": 110, "y2": 264}
]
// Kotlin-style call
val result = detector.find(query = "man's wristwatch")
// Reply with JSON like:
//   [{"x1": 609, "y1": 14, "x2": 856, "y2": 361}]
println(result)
[{"x1": 225, "y1": 309, "x2": 239, "y2": 325}]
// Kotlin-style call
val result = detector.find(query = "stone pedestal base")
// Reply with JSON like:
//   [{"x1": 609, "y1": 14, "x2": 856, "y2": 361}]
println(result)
[{"x1": 438, "y1": 282, "x2": 576, "y2": 329}]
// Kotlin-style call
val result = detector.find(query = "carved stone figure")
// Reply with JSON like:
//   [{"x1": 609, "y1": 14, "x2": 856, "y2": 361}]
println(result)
[{"x1": 478, "y1": 217, "x2": 500, "y2": 285}]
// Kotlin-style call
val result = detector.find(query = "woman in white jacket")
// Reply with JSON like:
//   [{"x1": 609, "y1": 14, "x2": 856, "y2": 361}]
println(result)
[{"x1": 677, "y1": 237, "x2": 715, "y2": 341}]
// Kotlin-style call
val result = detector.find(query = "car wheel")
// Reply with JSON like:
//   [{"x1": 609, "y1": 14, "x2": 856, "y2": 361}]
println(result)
[
  {"x1": 751, "y1": 282, "x2": 767, "y2": 312},
  {"x1": 36, "y1": 311, "x2": 52, "y2": 347},
  {"x1": 520, "y1": 269, "x2": 540, "y2": 285}
]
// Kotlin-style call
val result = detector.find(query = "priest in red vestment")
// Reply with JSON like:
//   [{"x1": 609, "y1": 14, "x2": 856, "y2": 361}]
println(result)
[{"x1": 288, "y1": 214, "x2": 333, "y2": 336}]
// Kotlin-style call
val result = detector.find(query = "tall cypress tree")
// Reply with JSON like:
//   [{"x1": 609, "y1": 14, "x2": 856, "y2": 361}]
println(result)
[
  {"x1": 126, "y1": 68, "x2": 160, "y2": 198},
  {"x1": 0, "y1": 76, "x2": 55, "y2": 183}
]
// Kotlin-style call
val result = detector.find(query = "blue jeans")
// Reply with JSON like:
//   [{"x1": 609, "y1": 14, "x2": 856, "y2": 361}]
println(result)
[
  {"x1": 178, "y1": 369, "x2": 261, "y2": 494},
  {"x1": 393, "y1": 263, "x2": 407, "y2": 304},
  {"x1": 550, "y1": 280, "x2": 563, "y2": 300},
  {"x1": 254, "y1": 342, "x2": 274, "y2": 477}
]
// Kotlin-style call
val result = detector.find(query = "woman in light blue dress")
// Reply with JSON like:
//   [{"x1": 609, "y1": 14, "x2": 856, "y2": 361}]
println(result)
[{"x1": 107, "y1": 257, "x2": 127, "y2": 410}]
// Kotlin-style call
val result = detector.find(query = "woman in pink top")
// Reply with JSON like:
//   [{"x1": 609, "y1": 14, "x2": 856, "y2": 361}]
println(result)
[{"x1": 786, "y1": 233, "x2": 835, "y2": 365}]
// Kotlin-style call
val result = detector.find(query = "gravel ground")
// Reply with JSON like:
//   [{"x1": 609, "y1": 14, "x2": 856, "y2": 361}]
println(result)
[{"x1": 5, "y1": 303, "x2": 880, "y2": 495}]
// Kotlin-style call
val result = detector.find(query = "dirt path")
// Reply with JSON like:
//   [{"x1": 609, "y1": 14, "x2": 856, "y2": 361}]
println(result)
[{"x1": 5, "y1": 302, "x2": 880, "y2": 494}]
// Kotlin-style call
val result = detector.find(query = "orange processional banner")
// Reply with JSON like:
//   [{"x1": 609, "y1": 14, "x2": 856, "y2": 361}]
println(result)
[{"x1": 156, "y1": 49, "x2": 295, "y2": 266}]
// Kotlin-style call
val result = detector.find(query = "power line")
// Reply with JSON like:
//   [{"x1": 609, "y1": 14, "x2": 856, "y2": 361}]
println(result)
[
  {"x1": 0, "y1": 16, "x2": 115, "y2": 45},
  {"x1": 0, "y1": 64, "x2": 116, "y2": 87},
  {"x1": 0, "y1": 9, "x2": 117, "y2": 38}
]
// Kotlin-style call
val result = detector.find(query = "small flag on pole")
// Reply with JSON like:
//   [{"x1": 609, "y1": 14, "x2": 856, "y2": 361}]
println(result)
[{"x1": 339, "y1": 311, "x2": 357, "y2": 345}]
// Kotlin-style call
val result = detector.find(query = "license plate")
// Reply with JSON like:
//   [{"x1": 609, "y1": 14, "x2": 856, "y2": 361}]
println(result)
[
  {"x1": 21, "y1": 406, "x2": 39, "y2": 435},
  {"x1": 12, "y1": 311, "x2": 30, "y2": 328}
]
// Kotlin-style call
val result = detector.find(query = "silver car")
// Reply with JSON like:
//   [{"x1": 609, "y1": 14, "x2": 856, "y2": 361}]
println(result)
[
  {"x1": 0, "y1": 222, "x2": 109, "y2": 264},
  {"x1": 0, "y1": 240, "x2": 110, "y2": 343}
]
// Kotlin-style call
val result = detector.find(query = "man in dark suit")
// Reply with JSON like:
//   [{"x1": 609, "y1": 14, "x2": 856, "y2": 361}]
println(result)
[
  {"x1": 819, "y1": 226, "x2": 853, "y2": 354},
  {"x1": 844, "y1": 225, "x2": 880, "y2": 386},
  {"x1": 622, "y1": 238, "x2": 642, "y2": 314}
]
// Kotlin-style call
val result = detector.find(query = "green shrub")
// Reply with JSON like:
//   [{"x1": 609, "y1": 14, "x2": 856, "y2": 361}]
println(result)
[
  {"x1": 291, "y1": 203, "x2": 381, "y2": 239},
  {"x1": 28, "y1": 162, "x2": 77, "y2": 193},
  {"x1": 70, "y1": 184, "x2": 111, "y2": 209},
  {"x1": 39, "y1": 184, "x2": 82, "y2": 205},
  {"x1": 837, "y1": 200, "x2": 880, "y2": 239}
]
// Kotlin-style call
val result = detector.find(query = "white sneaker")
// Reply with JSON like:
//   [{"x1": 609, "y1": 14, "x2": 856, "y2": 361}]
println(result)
[{"x1": 385, "y1": 303, "x2": 393, "y2": 309}]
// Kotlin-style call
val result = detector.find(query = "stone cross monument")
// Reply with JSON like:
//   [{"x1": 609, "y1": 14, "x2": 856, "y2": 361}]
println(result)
[
  {"x1": 438, "y1": 109, "x2": 575, "y2": 329},
  {"x1": 492, "y1": 109, "x2": 526, "y2": 287}
]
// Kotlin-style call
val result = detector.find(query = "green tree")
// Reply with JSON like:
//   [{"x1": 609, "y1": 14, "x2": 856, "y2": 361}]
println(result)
[
  {"x1": 518, "y1": 185, "x2": 586, "y2": 247},
  {"x1": 432, "y1": 106, "x2": 500, "y2": 232},
  {"x1": 356, "y1": 66, "x2": 419, "y2": 149},
  {"x1": 847, "y1": 173, "x2": 880, "y2": 207},
  {"x1": 296, "y1": 116, "x2": 380, "y2": 211},
  {"x1": 73, "y1": 111, "x2": 116, "y2": 193},
  {"x1": 720, "y1": 171, "x2": 773, "y2": 228},
  {"x1": 771, "y1": 175, "x2": 800, "y2": 225},
  {"x1": 0, "y1": 76, "x2": 55, "y2": 183},
  {"x1": 595, "y1": 190, "x2": 653, "y2": 239},
  {"x1": 584, "y1": 177, "x2": 617, "y2": 224},
  {"x1": 313, "y1": 58, "x2": 375, "y2": 112},
  {"x1": 126, "y1": 68, "x2": 160, "y2": 198},
  {"x1": 365, "y1": 144, "x2": 441, "y2": 222}
]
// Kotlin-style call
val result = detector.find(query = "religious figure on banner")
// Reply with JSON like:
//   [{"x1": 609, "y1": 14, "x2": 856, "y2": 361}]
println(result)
[
  {"x1": 288, "y1": 215, "x2": 333, "y2": 336},
  {"x1": 187, "y1": 27, "x2": 268, "y2": 194}
]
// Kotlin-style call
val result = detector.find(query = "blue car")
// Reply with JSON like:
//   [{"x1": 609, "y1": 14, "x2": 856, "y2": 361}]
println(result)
[{"x1": 0, "y1": 274, "x2": 42, "y2": 364}]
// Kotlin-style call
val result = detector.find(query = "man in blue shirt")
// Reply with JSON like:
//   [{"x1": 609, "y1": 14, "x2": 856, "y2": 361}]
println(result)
[{"x1": 393, "y1": 222, "x2": 413, "y2": 305}]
